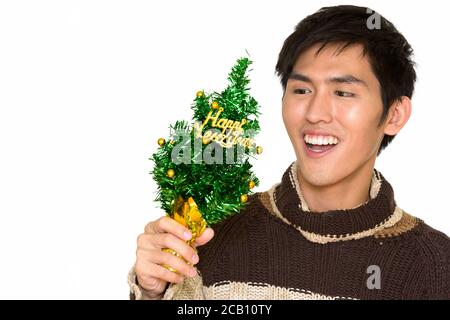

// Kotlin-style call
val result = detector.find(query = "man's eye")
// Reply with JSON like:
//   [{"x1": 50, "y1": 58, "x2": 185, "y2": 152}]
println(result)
[
  {"x1": 293, "y1": 88, "x2": 311, "y2": 94},
  {"x1": 335, "y1": 90, "x2": 355, "y2": 97}
]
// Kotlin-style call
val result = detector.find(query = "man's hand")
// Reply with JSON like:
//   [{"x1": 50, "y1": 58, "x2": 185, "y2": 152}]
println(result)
[{"x1": 134, "y1": 216, "x2": 214, "y2": 299}]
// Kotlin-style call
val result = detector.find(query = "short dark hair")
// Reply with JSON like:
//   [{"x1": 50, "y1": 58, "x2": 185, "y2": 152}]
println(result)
[{"x1": 275, "y1": 5, "x2": 417, "y2": 155}]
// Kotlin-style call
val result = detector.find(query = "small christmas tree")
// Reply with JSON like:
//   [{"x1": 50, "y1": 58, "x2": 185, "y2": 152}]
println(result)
[{"x1": 151, "y1": 57, "x2": 262, "y2": 247}]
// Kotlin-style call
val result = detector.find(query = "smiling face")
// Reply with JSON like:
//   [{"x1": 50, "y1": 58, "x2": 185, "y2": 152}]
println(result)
[{"x1": 282, "y1": 43, "x2": 389, "y2": 187}]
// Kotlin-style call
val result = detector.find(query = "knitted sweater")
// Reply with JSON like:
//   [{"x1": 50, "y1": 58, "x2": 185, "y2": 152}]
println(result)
[{"x1": 128, "y1": 162, "x2": 450, "y2": 300}]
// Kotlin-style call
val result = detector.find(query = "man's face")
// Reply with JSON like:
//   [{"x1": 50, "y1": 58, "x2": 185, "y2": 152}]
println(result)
[{"x1": 282, "y1": 43, "x2": 388, "y2": 187}]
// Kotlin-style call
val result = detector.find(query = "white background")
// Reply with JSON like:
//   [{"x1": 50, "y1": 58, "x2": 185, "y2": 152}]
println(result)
[{"x1": 0, "y1": 0, "x2": 449, "y2": 299}]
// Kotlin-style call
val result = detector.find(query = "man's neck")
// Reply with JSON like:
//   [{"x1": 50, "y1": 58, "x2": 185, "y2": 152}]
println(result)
[{"x1": 297, "y1": 161, "x2": 375, "y2": 213}]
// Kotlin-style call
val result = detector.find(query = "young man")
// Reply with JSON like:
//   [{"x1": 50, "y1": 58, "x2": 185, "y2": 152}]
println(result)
[{"x1": 129, "y1": 5, "x2": 450, "y2": 299}]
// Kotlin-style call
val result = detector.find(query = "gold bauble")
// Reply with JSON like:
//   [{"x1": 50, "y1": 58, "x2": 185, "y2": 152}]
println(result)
[
  {"x1": 240, "y1": 194, "x2": 248, "y2": 203},
  {"x1": 157, "y1": 138, "x2": 166, "y2": 147},
  {"x1": 196, "y1": 91, "x2": 204, "y2": 98},
  {"x1": 256, "y1": 146, "x2": 263, "y2": 154},
  {"x1": 202, "y1": 137, "x2": 209, "y2": 145},
  {"x1": 167, "y1": 169, "x2": 175, "y2": 178},
  {"x1": 248, "y1": 180, "x2": 256, "y2": 189},
  {"x1": 211, "y1": 101, "x2": 219, "y2": 109}
]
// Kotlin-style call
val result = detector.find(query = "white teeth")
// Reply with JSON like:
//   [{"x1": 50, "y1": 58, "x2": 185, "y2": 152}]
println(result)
[{"x1": 304, "y1": 134, "x2": 339, "y2": 145}]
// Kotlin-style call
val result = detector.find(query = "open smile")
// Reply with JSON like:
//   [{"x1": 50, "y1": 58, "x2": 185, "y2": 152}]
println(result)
[{"x1": 302, "y1": 133, "x2": 340, "y2": 159}]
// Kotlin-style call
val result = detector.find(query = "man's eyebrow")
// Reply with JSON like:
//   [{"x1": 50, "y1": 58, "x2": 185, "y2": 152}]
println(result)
[
  {"x1": 328, "y1": 75, "x2": 368, "y2": 87},
  {"x1": 288, "y1": 72, "x2": 368, "y2": 88},
  {"x1": 288, "y1": 72, "x2": 312, "y2": 83}
]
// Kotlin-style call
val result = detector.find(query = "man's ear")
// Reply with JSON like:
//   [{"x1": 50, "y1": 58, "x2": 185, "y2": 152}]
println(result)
[{"x1": 384, "y1": 96, "x2": 412, "y2": 136}]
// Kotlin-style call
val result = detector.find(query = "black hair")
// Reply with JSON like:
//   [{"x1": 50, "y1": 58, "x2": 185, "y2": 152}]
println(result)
[{"x1": 275, "y1": 5, "x2": 417, "y2": 155}]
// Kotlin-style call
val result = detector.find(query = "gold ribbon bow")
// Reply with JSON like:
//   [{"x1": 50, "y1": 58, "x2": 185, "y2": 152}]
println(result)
[{"x1": 162, "y1": 196, "x2": 207, "y2": 273}]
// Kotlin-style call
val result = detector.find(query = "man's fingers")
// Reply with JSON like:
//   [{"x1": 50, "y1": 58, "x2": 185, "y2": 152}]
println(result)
[
  {"x1": 143, "y1": 249, "x2": 198, "y2": 279},
  {"x1": 193, "y1": 227, "x2": 214, "y2": 247},
  {"x1": 145, "y1": 216, "x2": 192, "y2": 241},
  {"x1": 136, "y1": 272, "x2": 167, "y2": 295},
  {"x1": 136, "y1": 262, "x2": 184, "y2": 290},
  {"x1": 138, "y1": 233, "x2": 199, "y2": 265}
]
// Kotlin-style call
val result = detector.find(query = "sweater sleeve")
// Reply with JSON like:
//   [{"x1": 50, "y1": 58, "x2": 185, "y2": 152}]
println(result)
[
  {"x1": 127, "y1": 263, "x2": 206, "y2": 299},
  {"x1": 439, "y1": 246, "x2": 450, "y2": 299},
  {"x1": 162, "y1": 273, "x2": 206, "y2": 299},
  {"x1": 127, "y1": 265, "x2": 142, "y2": 300},
  {"x1": 128, "y1": 264, "x2": 162, "y2": 300},
  {"x1": 432, "y1": 232, "x2": 450, "y2": 299},
  {"x1": 420, "y1": 225, "x2": 450, "y2": 299},
  {"x1": 127, "y1": 258, "x2": 206, "y2": 300}
]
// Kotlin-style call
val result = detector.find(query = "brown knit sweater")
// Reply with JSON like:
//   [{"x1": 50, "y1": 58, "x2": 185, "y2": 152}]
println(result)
[{"x1": 128, "y1": 162, "x2": 450, "y2": 300}]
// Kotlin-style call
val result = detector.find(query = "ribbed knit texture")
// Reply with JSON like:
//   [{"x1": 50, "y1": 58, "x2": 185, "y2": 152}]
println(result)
[
  {"x1": 190, "y1": 162, "x2": 450, "y2": 299},
  {"x1": 129, "y1": 162, "x2": 450, "y2": 300}
]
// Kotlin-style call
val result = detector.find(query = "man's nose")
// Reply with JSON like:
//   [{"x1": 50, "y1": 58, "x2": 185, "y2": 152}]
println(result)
[{"x1": 305, "y1": 90, "x2": 333, "y2": 124}]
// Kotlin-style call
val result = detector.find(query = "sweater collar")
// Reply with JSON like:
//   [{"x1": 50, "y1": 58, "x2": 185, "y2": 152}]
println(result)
[{"x1": 269, "y1": 161, "x2": 403, "y2": 243}]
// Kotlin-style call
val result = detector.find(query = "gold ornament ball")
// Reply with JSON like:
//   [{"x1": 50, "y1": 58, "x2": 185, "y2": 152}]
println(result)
[
  {"x1": 211, "y1": 101, "x2": 219, "y2": 109},
  {"x1": 167, "y1": 169, "x2": 175, "y2": 178},
  {"x1": 202, "y1": 137, "x2": 210, "y2": 145},
  {"x1": 240, "y1": 194, "x2": 248, "y2": 203},
  {"x1": 248, "y1": 180, "x2": 256, "y2": 189},
  {"x1": 196, "y1": 91, "x2": 204, "y2": 98},
  {"x1": 256, "y1": 146, "x2": 263, "y2": 154},
  {"x1": 157, "y1": 138, "x2": 166, "y2": 147}
]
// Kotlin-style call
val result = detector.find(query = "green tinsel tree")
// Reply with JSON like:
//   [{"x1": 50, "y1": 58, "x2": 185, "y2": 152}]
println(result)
[{"x1": 151, "y1": 57, "x2": 262, "y2": 230}]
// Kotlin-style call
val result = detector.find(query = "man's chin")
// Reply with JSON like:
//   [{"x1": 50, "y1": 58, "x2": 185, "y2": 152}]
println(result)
[{"x1": 296, "y1": 161, "x2": 340, "y2": 187}]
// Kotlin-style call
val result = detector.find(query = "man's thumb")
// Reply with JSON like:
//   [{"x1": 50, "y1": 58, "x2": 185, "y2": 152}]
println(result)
[{"x1": 193, "y1": 227, "x2": 214, "y2": 247}]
